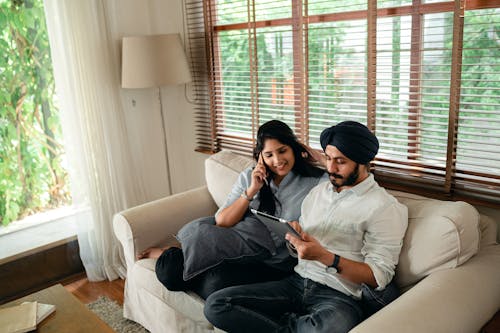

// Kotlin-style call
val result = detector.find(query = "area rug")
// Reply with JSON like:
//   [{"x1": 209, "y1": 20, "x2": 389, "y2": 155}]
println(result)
[{"x1": 87, "y1": 296, "x2": 149, "y2": 333}]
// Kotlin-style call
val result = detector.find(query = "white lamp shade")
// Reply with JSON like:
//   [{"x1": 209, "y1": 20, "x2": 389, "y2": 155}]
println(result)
[{"x1": 121, "y1": 34, "x2": 191, "y2": 88}]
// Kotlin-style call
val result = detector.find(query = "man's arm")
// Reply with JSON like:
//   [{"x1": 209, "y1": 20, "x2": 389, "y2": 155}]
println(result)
[
  {"x1": 286, "y1": 232, "x2": 378, "y2": 287},
  {"x1": 361, "y1": 202, "x2": 408, "y2": 289},
  {"x1": 322, "y1": 250, "x2": 378, "y2": 287}
]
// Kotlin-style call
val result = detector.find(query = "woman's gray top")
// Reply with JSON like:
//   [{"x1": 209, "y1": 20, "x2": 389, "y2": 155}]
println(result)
[{"x1": 177, "y1": 166, "x2": 327, "y2": 280}]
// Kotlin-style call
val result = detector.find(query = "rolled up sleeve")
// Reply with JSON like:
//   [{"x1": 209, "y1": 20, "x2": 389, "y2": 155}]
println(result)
[
  {"x1": 215, "y1": 167, "x2": 254, "y2": 217},
  {"x1": 362, "y1": 202, "x2": 408, "y2": 289}
]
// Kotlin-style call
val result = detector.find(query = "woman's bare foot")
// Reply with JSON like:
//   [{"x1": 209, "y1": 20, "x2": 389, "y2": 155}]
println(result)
[{"x1": 137, "y1": 247, "x2": 169, "y2": 259}]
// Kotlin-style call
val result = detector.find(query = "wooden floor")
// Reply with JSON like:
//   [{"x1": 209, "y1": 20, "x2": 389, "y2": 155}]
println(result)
[{"x1": 63, "y1": 274, "x2": 125, "y2": 305}]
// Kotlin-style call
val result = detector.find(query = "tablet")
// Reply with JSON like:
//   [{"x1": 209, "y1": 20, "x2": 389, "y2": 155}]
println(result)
[{"x1": 250, "y1": 209, "x2": 302, "y2": 239}]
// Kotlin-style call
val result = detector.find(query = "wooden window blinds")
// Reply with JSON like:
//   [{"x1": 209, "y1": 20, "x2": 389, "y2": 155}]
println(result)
[{"x1": 185, "y1": 0, "x2": 500, "y2": 206}]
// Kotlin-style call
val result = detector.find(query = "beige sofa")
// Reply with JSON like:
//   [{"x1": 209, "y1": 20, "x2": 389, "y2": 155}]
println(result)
[{"x1": 113, "y1": 150, "x2": 500, "y2": 333}]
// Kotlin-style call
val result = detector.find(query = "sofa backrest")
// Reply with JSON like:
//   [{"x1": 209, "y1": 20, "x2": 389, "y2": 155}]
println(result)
[
  {"x1": 204, "y1": 150, "x2": 481, "y2": 289},
  {"x1": 205, "y1": 150, "x2": 254, "y2": 207}
]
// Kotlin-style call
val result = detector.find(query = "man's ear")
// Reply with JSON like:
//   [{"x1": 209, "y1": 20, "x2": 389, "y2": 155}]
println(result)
[{"x1": 359, "y1": 163, "x2": 370, "y2": 175}]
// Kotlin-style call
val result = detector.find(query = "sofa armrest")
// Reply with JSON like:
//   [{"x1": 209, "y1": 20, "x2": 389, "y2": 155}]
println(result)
[
  {"x1": 350, "y1": 245, "x2": 500, "y2": 333},
  {"x1": 113, "y1": 186, "x2": 218, "y2": 270}
]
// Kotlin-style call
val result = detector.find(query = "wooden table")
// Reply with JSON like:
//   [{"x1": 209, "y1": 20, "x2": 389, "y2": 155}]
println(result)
[{"x1": 1, "y1": 284, "x2": 114, "y2": 332}]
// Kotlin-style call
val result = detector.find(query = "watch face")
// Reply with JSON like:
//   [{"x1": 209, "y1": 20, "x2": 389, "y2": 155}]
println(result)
[{"x1": 326, "y1": 266, "x2": 338, "y2": 274}]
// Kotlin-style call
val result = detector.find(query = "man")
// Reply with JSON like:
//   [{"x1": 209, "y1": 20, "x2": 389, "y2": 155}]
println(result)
[{"x1": 203, "y1": 121, "x2": 408, "y2": 333}]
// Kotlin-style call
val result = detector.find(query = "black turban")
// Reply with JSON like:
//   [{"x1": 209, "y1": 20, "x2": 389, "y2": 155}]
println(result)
[{"x1": 320, "y1": 121, "x2": 379, "y2": 164}]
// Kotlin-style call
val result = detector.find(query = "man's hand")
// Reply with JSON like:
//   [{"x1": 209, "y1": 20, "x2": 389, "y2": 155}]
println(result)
[
  {"x1": 285, "y1": 231, "x2": 332, "y2": 265},
  {"x1": 287, "y1": 221, "x2": 302, "y2": 235},
  {"x1": 286, "y1": 230, "x2": 378, "y2": 287}
]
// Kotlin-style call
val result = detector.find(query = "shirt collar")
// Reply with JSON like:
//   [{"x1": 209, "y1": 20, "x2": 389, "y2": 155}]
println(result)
[
  {"x1": 351, "y1": 173, "x2": 375, "y2": 196},
  {"x1": 271, "y1": 169, "x2": 296, "y2": 190}
]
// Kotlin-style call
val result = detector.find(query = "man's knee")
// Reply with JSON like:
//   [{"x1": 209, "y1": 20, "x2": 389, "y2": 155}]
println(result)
[{"x1": 298, "y1": 306, "x2": 362, "y2": 333}]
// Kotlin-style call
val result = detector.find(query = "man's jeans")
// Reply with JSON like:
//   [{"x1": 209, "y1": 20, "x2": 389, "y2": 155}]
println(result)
[{"x1": 204, "y1": 273, "x2": 364, "y2": 333}]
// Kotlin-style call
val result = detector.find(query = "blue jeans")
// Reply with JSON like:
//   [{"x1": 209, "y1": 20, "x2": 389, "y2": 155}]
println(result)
[{"x1": 204, "y1": 273, "x2": 364, "y2": 333}]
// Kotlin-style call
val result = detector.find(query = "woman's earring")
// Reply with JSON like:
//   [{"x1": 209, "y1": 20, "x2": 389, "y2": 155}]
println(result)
[{"x1": 302, "y1": 151, "x2": 308, "y2": 158}]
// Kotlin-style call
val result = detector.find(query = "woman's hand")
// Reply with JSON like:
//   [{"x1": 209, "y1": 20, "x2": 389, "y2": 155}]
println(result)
[
  {"x1": 247, "y1": 153, "x2": 268, "y2": 198},
  {"x1": 300, "y1": 143, "x2": 326, "y2": 167},
  {"x1": 216, "y1": 154, "x2": 267, "y2": 227}
]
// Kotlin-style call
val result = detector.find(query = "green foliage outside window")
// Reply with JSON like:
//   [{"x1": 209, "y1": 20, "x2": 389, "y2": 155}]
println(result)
[
  {"x1": 215, "y1": 3, "x2": 499, "y2": 178},
  {"x1": 0, "y1": 0, "x2": 70, "y2": 226}
]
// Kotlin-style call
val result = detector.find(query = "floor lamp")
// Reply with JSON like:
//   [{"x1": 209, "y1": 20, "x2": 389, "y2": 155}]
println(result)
[{"x1": 121, "y1": 34, "x2": 191, "y2": 195}]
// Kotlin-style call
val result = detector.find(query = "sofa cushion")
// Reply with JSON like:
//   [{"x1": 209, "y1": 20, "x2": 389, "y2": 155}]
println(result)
[
  {"x1": 390, "y1": 191, "x2": 481, "y2": 288},
  {"x1": 205, "y1": 150, "x2": 254, "y2": 207},
  {"x1": 479, "y1": 214, "x2": 498, "y2": 248}
]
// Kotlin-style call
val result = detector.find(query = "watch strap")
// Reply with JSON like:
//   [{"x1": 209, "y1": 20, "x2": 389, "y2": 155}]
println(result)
[
  {"x1": 240, "y1": 190, "x2": 253, "y2": 201},
  {"x1": 330, "y1": 254, "x2": 340, "y2": 270}
]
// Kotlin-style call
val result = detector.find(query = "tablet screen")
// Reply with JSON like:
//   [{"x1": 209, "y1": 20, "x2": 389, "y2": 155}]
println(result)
[{"x1": 250, "y1": 209, "x2": 301, "y2": 239}]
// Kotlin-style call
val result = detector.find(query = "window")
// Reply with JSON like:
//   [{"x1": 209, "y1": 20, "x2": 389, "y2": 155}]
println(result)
[
  {"x1": 0, "y1": 0, "x2": 71, "y2": 227},
  {"x1": 187, "y1": 0, "x2": 500, "y2": 205}
]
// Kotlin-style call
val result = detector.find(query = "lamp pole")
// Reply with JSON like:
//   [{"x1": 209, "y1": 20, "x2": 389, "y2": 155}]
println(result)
[{"x1": 157, "y1": 87, "x2": 173, "y2": 195}]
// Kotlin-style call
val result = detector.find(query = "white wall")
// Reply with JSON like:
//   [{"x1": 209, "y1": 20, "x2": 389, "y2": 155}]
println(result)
[{"x1": 106, "y1": 0, "x2": 207, "y2": 202}]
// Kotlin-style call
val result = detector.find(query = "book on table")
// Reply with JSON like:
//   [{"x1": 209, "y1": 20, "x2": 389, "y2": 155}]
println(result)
[
  {"x1": 0, "y1": 301, "x2": 37, "y2": 333},
  {"x1": 28, "y1": 302, "x2": 56, "y2": 324},
  {"x1": 0, "y1": 301, "x2": 56, "y2": 333}
]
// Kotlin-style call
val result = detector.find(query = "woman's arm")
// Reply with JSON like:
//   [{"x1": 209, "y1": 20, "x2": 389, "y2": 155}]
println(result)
[
  {"x1": 215, "y1": 192, "x2": 254, "y2": 227},
  {"x1": 215, "y1": 155, "x2": 267, "y2": 227}
]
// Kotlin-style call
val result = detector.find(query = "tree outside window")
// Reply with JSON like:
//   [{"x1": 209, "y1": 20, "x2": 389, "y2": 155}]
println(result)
[{"x1": 0, "y1": 0, "x2": 70, "y2": 226}]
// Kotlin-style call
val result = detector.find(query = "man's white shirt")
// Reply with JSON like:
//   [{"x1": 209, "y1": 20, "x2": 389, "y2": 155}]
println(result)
[{"x1": 295, "y1": 174, "x2": 408, "y2": 299}]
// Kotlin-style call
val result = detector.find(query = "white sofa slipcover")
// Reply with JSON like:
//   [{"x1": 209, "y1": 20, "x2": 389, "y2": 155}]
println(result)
[{"x1": 113, "y1": 150, "x2": 500, "y2": 333}]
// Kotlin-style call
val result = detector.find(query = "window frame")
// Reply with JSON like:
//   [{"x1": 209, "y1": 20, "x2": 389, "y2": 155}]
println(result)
[{"x1": 187, "y1": 0, "x2": 500, "y2": 207}]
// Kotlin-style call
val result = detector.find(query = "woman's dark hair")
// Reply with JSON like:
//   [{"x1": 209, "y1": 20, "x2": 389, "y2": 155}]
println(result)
[{"x1": 253, "y1": 120, "x2": 324, "y2": 214}]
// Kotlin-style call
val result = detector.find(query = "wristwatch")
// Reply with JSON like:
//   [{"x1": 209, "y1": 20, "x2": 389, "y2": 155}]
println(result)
[
  {"x1": 329, "y1": 254, "x2": 341, "y2": 272},
  {"x1": 240, "y1": 189, "x2": 253, "y2": 201}
]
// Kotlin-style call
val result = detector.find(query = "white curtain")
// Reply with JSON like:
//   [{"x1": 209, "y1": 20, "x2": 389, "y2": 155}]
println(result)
[{"x1": 43, "y1": 0, "x2": 146, "y2": 281}]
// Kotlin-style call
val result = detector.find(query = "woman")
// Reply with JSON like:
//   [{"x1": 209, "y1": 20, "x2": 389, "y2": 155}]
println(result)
[{"x1": 140, "y1": 120, "x2": 327, "y2": 298}]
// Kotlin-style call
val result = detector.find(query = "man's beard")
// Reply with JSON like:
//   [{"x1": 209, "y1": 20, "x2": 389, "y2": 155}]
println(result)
[{"x1": 329, "y1": 164, "x2": 360, "y2": 189}]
